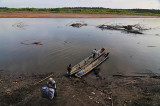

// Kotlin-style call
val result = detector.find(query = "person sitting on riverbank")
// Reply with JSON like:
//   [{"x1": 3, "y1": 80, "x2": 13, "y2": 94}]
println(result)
[
  {"x1": 42, "y1": 78, "x2": 57, "y2": 100},
  {"x1": 47, "y1": 78, "x2": 56, "y2": 94},
  {"x1": 92, "y1": 49, "x2": 98, "y2": 58}
]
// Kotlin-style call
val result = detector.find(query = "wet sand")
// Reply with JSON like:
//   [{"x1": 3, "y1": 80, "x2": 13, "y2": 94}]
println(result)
[
  {"x1": 1, "y1": 70, "x2": 160, "y2": 106},
  {"x1": 0, "y1": 12, "x2": 159, "y2": 18}
]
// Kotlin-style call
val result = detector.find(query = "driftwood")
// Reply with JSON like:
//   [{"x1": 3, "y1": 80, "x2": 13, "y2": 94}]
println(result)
[
  {"x1": 147, "y1": 46, "x2": 156, "y2": 47},
  {"x1": 151, "y1": 76, "x2": 160, "y2": 79},
  {"x1": 98, "y1": 24, "x2": 148, "y2": 34},
  {"x1": 33, "y1": 74, "x2": 54, "y2": 85},
  {"x1": 70, "y1": 23, "x2": 87, "y2": 28},
  {"x1": 112, "y1": 75, "x2": 146, "y2": 78},
  {"x1": 21, "y1": 39, "x2": 43, "y2": 45},
  {"x1": 32, "y1": 41, "x2": 43, "y2": 45}
]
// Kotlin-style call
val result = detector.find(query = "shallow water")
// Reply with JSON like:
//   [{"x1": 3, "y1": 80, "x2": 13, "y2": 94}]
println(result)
[{"x1": 0, "y1": 18, "x2": 160, "y2": 74}]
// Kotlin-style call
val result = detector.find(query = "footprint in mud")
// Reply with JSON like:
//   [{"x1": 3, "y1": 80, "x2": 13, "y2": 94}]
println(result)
[{"x1": 94, "y1": 68, "x2": 105, "y2": 80}]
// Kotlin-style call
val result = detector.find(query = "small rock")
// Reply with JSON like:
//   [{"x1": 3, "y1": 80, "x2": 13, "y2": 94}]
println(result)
[
  {"x1": 89, "y1": 96, "x2": 93, "y2": 99},
  {"x1": 0, "y1": 79, "x2": 4, "y2": 83},
  {"x1": 6, "y1": 88, "x2": 12, "y2": 93},
  {"x1": 103, "y1": 90, "x2": 108, "y2": 94},
  {"x1": 108, "y1": 92, "x2": 112, "y2": 95},
  {"x1": 108, "y1": 97, "x2": 112, "y2": 100},
  {"x1": 91, "y1": 92, "x2": 95, "y2": 95},
  {"x1": 95, "y1": 101, "x2": 99, "y2": 104},
  {"x1": 142, "y1": 92, "x2": 151, "y2": 96},
  {"x1": 124, "y1": 100, "x2": 128, "y2": 103}
]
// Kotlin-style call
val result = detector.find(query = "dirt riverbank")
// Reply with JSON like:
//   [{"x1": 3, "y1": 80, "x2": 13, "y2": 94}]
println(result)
[
  {"x1": 0, "y1": 12, "x2": 159, "y2": 18},
  {"x1": 0, "y1": 70, "x2": 160, "y2": 106}
]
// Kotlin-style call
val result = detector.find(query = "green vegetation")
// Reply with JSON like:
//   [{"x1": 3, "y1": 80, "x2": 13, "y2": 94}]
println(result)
[{"x1": 0, "y1": 7, "x2": 160, "y2": 16}]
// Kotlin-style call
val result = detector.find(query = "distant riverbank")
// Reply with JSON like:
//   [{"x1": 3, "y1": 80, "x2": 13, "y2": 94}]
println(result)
[{"x1": 0, "y1": 12, "x2": 159, "y2": 18}]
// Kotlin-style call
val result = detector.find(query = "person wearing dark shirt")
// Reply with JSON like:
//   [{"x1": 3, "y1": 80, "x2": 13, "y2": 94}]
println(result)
[{"x1": 67, "y1": 64, "x2": 72, "y2": 77}]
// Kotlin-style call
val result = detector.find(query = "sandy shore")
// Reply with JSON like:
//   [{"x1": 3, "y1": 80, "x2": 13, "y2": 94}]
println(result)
[
  {"x1": 0, "y1": 70, "x2": 160, "y2": 106},
  {"x1": 0, "y1": 12, "x2": 159, "y2": 18}
]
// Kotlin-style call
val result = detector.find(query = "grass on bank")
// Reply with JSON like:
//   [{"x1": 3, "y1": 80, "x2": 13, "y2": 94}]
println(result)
[{"x1": 0, "y1": 7, "x2": 160, "y2": 16}]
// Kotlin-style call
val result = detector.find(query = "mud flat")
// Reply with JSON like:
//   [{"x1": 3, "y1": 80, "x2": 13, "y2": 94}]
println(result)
[
  {"x1": 0, "y1": 12, "x2": 160, "y2": 18},
  {"x1": 0, "y1": 70, "x2": 160, "y2": 106}
]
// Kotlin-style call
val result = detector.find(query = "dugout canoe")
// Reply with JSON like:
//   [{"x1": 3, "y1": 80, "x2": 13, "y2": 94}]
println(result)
[
  {"x1": 75, "y1": 52, "x2": 110, "y2": 78},
  {"x1": 69, "y1": 49, "x2": 106, "y2": 75}
]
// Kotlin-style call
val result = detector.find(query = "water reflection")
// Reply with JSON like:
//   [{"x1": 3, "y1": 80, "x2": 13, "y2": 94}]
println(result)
[{"x1": 0, "y1": 18, "x2": 160, "y2": 74}]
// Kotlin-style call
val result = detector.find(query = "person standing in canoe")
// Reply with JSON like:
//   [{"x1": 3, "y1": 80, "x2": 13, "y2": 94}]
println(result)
[{"x1": 92, "y1": 49, "x2": 98, "y2": 58}]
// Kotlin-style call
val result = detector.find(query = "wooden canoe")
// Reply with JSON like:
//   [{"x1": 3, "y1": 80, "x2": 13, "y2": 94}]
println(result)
[
  {"x1": 69, "y1": 49, "x2": 106, "y2": 75},
  {"x1": 75, "y1": 52, "x2": 110, "y2": 78}
]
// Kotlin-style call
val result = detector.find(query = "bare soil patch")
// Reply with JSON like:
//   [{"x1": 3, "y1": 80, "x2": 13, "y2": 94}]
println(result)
[
  {"x1": 1, "y1": 71, "x2": 160, "y2": 106},
  {"x1": 0, "y1": 12, "x2": 159, "y2": 18}
]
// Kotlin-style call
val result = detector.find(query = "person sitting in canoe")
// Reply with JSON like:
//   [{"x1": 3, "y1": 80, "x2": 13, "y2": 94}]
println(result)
[
  {"x1": 101, "y1": 48, "x2": 105, "y2": 52},
  {"x1": 92, "y1": 49, "x2": 98, "y2": 58},
  {"x1": 67, "y1": 64, "x2": 72, "y2": 77}
]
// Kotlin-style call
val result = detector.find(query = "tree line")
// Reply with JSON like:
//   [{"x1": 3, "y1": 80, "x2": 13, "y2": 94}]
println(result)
[{"x1": 0, "y1": 7, "x2": 159, "y2": 16}]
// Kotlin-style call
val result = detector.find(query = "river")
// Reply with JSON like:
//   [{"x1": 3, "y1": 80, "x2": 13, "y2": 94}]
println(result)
[{"x1": 0, "y1": 18, "x2": 160, "y2": 75}]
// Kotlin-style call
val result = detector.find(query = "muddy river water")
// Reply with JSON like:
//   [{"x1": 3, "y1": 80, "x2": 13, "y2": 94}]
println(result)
[{"x1": 0, "y1": 18, "x2": 160, "y2": 75}]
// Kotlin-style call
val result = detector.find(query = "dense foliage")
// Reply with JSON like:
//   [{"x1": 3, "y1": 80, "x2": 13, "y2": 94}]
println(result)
[{"x1": 0, "y1": 7, "x2": 160, "y2": 16}]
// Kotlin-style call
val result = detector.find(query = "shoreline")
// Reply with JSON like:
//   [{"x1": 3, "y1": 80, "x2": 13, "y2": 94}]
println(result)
[
  {"x1": 0, "y1": 12, "x2": 160, "y2": 18},
  {"x1": 1, "y1": 71, "x2": 160, "y2": 105}
]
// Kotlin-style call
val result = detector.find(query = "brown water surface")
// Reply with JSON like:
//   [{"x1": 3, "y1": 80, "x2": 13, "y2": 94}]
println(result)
[{"x1": 0, "y1": 18, "x2": 160, "y2": 74}]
